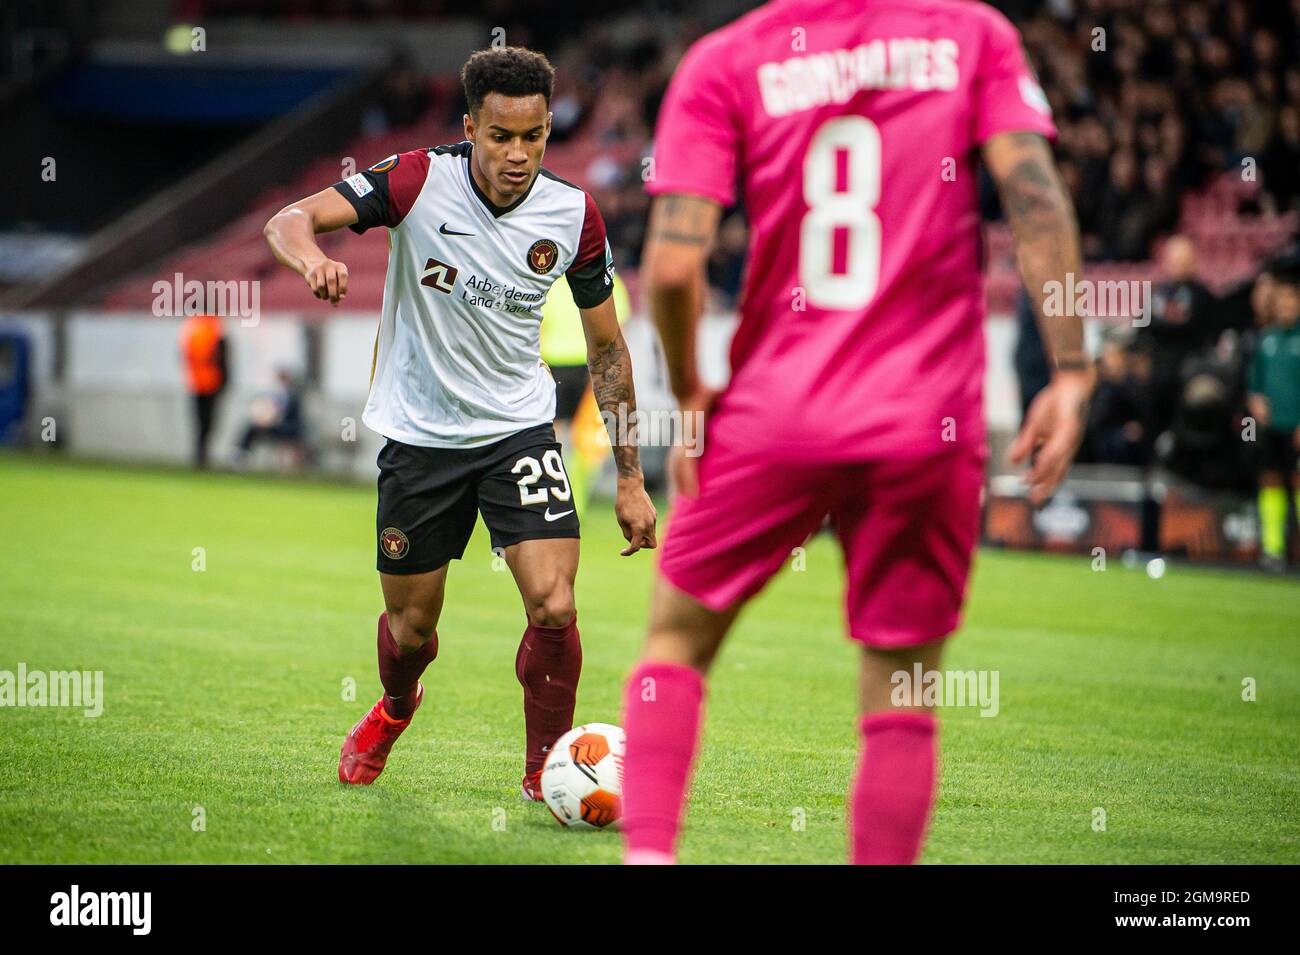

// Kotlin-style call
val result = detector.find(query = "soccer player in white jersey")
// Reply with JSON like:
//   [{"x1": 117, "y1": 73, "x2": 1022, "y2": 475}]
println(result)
[{"x1": 264, "y1": 47, "x2": 657, "y2": 798}]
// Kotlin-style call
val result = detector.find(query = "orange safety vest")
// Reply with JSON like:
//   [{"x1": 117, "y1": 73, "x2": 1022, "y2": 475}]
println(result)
[{"x1": 181, "y1": 314, "x2": 225, "y2": 395}]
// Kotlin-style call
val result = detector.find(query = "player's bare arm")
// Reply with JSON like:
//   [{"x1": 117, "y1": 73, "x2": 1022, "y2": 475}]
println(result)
[
  {"x1": 983, "y1": 130, "x2": 1095, "y2": 505},
  {"x1": 579, "y1": 296, "x2": 658, "y2": 556},
  {"x1": 642, "y1": 193, "x2": 723, "y2": 497},
  {"x1": 263, "y1": 187, "x2": 358, "y2": 305}
]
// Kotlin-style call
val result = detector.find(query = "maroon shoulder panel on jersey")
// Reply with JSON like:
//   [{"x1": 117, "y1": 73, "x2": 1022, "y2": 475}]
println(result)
[
  {"x1": 383, "y1": 149, "x2": 432, "y2": 227},
  {"x1": 565, "y1": 191, "x2": 614, "y2": 309},
  {"x1": 569, "y1": 192, "x2": 608, "y2": 273},
  {"x1": 332, "y1": 148, "x2": 434, "y2": 234}
]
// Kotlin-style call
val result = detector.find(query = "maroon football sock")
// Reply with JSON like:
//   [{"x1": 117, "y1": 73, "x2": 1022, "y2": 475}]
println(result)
[
  {"x1": 376, "y1": 611, "x2": 437, "y2": 721},
  {"x1": 515, "y1": 616, "x2": 582, "y2": 774}
]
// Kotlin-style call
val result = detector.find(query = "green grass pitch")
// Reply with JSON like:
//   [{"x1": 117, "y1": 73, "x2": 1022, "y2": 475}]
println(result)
[{"x1": 1, "y1": 453, "x2": 1296, "y2": 864}]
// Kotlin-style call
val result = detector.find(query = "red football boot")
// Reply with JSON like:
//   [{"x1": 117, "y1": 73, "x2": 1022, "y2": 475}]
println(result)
[
  {"x1": 521, "y1": 768, "x2": 545, "y2": 802},
  {"x1": 338, "y1": 684, "x2": 424, "y2": 785}
]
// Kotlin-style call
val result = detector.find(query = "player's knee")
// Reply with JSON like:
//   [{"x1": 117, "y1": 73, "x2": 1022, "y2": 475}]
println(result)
[
  {"x1": 388, "y1": 607, "x2": 438, "y2": 651},
  {"x1": 525, "y1": 587, "x2": 575, "y2": 629}
]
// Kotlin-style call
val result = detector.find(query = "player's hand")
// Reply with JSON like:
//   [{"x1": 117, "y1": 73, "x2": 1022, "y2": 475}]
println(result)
[
  {"x1": 303, "y1": 256, "x2": 349, "y2": 305},
  {"x1": 615, "y1": 476, "x2": 658, "y2": 556},
  {"x1": 1009, "y1": 370, "x2": 1095, "y2": 506},
  {"x1": 667, "y1": 387, "x2": 718, "y2": 499}
]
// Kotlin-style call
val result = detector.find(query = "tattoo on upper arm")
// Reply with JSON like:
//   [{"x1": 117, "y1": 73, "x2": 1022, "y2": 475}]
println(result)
[
  {"x1": 995, "y1": 137, "x2": 1074, "y2": 237},
  {"x1": 648, "y1": 195, "x2": 719, "y2": 248}
]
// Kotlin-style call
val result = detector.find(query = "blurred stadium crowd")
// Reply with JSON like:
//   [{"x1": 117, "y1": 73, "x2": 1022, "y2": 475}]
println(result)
[
  {"x1": 2, "y1": 0, "x2": 1298, "y2": 563},
  {"x1": 1022, "y1": 0, "x2": 1300, "y2": 256},
  {"x1": 410, "y1": 0, "x2": 1300, "y2": 512},
  {"x1": 522, "y1": 0, "x2": 1300, "y2": 527},
  {"x1": 205, "y1": 0, "x2": 1300, "y2": 278},
  {"x1": 420, "y1": 0, "x2": 1300, "y2": 286}
]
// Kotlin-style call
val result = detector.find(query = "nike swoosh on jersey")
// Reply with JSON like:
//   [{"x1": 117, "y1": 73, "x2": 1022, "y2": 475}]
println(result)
[
  {"x1": 544, "y1": 508, "x2": 575, "y2": 522},
  {"x1": 439, "y1": 223, "x2": 474, "y2": 236}
]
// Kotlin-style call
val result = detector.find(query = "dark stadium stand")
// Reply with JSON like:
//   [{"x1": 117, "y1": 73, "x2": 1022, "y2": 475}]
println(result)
[
  {"x1": 95, "y1": 117, "x2": 648, "y2": 312},
  {"x1": 82, "y1": 0, "x2": 1299, "y2": 316},
  {"x1": 96, "y1": 152, "x2": 1294, "y2": 316},
  {"x1": 984, "y1": 175, "x2": 1297, "y2": 315},
  {"x1": 5, "y1": 0, "x2": 1299, "y2": 565}
]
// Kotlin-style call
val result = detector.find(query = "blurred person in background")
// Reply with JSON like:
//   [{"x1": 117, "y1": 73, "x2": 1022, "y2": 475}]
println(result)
[
  {"x1": 1261, "y1": 104, "x2": 1300, "y2": 213},
  {"x1": 1161, "y1": 359, "x2": 1252, "y2": 492},
  {"x1": 377, "y1": 52, "x2": 431, "y2": 131},
  {"x1": 179, "y1": 310, "x2": 228, "y2": 469},
  {"x1": 1092, "y1": 149, "x2": 1179, "y2": 261},
  {"x1": 233, "y1": 367, "x2": 310, "y2": 470},
  {"x1": 605, "y1": 178, "x2": 652, "y2": 269},
  {"x1": 1247, "y1": 267, "x2": 1300, "y2": 571},
  {"x1": 1139, "y1": 235, "x2": 1217, "y2": 436},
  {"x1": 1082, "y1": 331, "x2": 1152, "y2": 466},
  {"x1": 1214, "y1": 258, "x2": 1279, "y2": 343},
  {"x1": 1093, "y1": 150, "x2": 1148, "y2": 261}
]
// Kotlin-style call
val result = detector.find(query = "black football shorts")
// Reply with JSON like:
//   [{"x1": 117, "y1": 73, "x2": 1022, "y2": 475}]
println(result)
[{"x1": 375, "y1": 423, "x2": 580, "y2": 574}]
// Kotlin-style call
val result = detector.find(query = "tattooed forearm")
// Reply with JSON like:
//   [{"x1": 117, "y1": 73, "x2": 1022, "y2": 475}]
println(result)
[
  {"x1": 587, "y1": 331, "x2": 643, "y2": 479},
  {"x1": 984, "y1": 132, "x2": 1087, "y2": 373}
]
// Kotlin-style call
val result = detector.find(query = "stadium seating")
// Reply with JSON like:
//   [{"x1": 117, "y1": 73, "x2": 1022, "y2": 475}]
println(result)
[
  {"x1": 94, "y1": 103, "x2": 1293, "y2": 318},
  {"x1": 94, "y1": 113, "x2": 653, "y2": 312}
]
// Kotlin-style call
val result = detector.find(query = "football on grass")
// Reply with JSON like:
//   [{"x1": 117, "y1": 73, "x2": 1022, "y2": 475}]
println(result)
[{"x1": 541, "y1": 723, "x2": 625, "y2": 829}]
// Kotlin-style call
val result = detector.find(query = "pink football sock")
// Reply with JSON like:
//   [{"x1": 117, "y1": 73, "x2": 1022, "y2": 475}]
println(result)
[
  {"x1": 621, "y1": 661, "x2": 705, "y2": 861},
  {"x1": 849, "y1": 710, "x2": 938, "y2": 865}
]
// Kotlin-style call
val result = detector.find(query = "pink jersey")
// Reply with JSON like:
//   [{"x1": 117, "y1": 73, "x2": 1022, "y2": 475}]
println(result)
[{"x1": 648, "y1": 0, "x2": 1055, "y2": 460}]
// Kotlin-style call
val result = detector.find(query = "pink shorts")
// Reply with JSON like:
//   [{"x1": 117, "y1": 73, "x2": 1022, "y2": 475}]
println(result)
[{"x1": 658, "y1": 437, "x2": 984, "y2": 648}]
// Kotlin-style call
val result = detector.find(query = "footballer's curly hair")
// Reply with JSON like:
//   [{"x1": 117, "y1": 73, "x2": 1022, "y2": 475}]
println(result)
[{"x1": 461, "y1": 47, "x2": 555, "y2": 116}]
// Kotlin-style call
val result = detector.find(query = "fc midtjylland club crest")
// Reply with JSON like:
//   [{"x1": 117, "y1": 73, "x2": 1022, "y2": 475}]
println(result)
[
  {"x1": 527, "y1": 238, "x2": 559, "y2": 274},
  {"x1": 380, "y1": 527, "x2": 409, "y2": 559}
]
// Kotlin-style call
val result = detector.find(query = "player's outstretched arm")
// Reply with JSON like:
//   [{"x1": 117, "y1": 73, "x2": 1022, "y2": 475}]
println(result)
[
  {"x1": 642, "y1": 193, "x2": 722, "y2": 498},
  {"x1": 983, "y1": 131, "x2": 1095, "y2": 504},
  {"x1": 579, "y1": 296, "x2": 658, "y2": 555},
  {"x1": 263, "y1": 188, "x2": 359, "y2": 305}
]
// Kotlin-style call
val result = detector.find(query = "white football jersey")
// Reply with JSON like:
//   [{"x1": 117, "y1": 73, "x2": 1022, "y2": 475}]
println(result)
[{"x1": 333, "y1": 142, "x2": 615, "y2": 448}]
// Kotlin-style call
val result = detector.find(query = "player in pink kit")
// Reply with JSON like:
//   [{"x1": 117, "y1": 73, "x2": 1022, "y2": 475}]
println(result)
[{"x1": 622, "y1": 0, "x2": 1095, "y2": 864}]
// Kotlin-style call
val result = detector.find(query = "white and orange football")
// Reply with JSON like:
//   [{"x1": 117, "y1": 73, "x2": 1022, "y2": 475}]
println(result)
[{"x1": 540, "y1": 723, "x2": 625, "y2": 830}]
